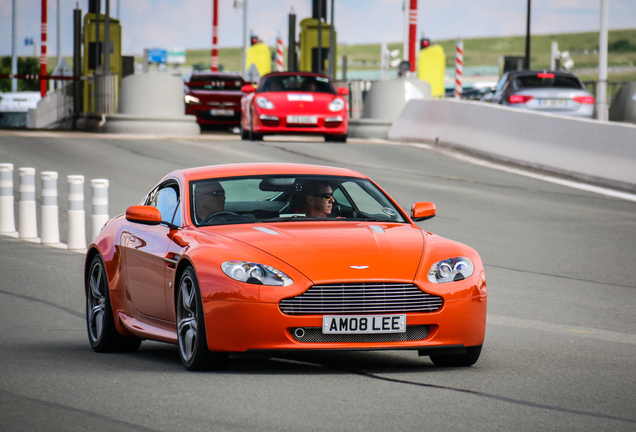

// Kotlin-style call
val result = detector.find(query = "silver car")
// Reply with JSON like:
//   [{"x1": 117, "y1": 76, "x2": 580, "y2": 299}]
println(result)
[{"x1": 484, "y1": 70, "x2": 595, "y2": 118}]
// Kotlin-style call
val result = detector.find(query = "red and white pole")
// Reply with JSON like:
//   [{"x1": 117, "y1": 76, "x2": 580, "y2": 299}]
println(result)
[
  {"x1": 211, "y1": 0, "x2": 219, "y2": 72},
  {"x1": 408, "y1": 0, "x2": 417, "y2": 73},
  {"x1": 455, "y1": 41, "x2": 463, "y2": 99},
  {"x1": 276, "y1": 34, "x2": 284, "y2": 72},
  {"x1": 40, "y1": 0, "x2": 47, "y2": 97}
]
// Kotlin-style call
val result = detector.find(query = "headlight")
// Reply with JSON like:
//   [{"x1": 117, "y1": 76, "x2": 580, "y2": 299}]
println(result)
[
  {"x1": 222, "y1": 261, "x2": 293, "y2": 286},
  {"x1": 184, "y1": 95, "x2": 200, "y2": 105},
  {"x1": 427, "y1": 257, "x2": 474, "y2": 283},
  {"x1": 329, "y1": 97, "x2": 345, "y2": 111},
  {"x1": 256, "y1": 96, "x2": 274, "y2": 109}
]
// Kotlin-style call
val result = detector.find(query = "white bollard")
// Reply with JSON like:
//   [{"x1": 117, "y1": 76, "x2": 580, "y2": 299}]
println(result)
[
  {"x1": 41, "y1": 171, "x2": 60, "y2": 245},
  {"x1": 0, "y1": 163, "x2": 17, "y2": 236},
  {"x1": 91, "y1": 179, "x2": 109, "y2": 240},
  {"x1": 67, "y1": 175, "x2": 86, "y2": 250},
  {"x1": 19, "y1": 167, "x2": 38, "y2": 240}
]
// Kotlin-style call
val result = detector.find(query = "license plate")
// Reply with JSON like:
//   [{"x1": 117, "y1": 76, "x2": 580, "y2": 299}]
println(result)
[
  {"x1": 210, "y1": 109, "x2": 234, "y2": 116},
  {"x1": 538, "y1": 98, "x2": 567, "y2": 107},
  {"x1": 322, "y1": 314, "x2": 406, "y2": 334},
  {"x1": 288, "y1": 94, "x2": 314, "y2": 101},
  {"x1": 287, "y1": 115, "x2": 317, "y2": 124}
]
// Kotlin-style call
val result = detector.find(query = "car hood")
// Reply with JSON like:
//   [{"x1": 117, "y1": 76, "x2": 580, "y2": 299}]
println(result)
[
  {"x1": 258, "y1": 91, "x2": 342, "y2": 111},
  {"x1": 211, "y1": 222, "x2": 425, "y2": 283}
]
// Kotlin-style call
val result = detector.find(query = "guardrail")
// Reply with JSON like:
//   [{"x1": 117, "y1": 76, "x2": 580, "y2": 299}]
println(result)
[
  {"x1": 388, "y1": 99, "x2": 636, "y2": 192},
  {"x1": 0, "y1": 163, "x2": 109, "y2": 252}
]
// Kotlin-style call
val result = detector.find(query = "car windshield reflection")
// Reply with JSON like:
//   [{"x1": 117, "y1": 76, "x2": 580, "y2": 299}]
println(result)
[
  {"x1": 190, "y1": 175, "x2": 405, "y2": 226},
  {"x1": 258, "y1": 75, "x2": 336, "y2": 94}
]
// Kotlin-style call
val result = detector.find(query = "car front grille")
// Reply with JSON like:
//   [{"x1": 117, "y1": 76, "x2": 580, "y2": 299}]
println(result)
[
  {"x1": 279, "y1": 282, "x2": 443, "y2": 315},
  {"x1": 290, "y1": 325, "x2": 431, "y2": 343}
]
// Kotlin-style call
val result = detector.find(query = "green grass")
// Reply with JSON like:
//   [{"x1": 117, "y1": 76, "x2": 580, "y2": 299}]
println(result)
[
  {"x1": 12, "y1": 28, "x2": 633, "y2": 82},
  {"x1": 184, "y1": 28, "x2": 636, "y2": 80}
]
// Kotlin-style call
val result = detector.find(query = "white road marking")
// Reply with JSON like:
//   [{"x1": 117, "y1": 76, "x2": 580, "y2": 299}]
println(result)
[{"x1": 488, "y1": 314, "x2": 636, "y2": 345}]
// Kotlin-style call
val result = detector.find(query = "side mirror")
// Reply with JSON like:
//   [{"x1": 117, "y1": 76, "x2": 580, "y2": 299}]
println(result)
[
  {"x1": 241, "y1": 84, "x2": 256, "y2": 93},
  {"x1": 126, "y1": 205, "x2": 161, "y2": 225},
  {"x1": 337, "y1": 86, "x2": 349, "y2": 96},
  {"x1": 411, "y1": 202, "x2": 436, "y2": 222}
]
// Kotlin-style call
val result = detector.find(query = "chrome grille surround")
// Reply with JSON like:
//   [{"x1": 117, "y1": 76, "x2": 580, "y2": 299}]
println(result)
[
  {"x1": 290, "y1": 325, "x2": 431, "y2": 343},
  {"x1": 279, "y1": 282, "x2": 443, "y2": 315}
]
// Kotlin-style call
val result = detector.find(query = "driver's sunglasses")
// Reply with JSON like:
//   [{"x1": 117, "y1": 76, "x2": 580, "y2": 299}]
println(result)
[{"x1": 314, "y1": 192, "x2": 334, "y2": 201}]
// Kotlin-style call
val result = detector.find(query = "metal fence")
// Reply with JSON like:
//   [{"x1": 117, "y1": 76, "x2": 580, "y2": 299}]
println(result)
[
  {"x1": 333, "y1": 80, "x2": 373, "y2": 120},
  {"x1": 27, "y1": 82, "x2": 74, "y2": 129},
  {"x1": 582, "y1": 81, "x2": 629, "y2": 107},
  {"x1": 94, "y1": 74, "x2": 119, "y2": 115}
]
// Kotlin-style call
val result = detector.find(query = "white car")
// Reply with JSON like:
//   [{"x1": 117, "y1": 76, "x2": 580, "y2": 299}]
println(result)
[
  {"x1": 483, "y1": 71, "x2": 594, "y2": 118},
  {"x1": 0, "y1": 92, "x2": 41, "y2": 127}
]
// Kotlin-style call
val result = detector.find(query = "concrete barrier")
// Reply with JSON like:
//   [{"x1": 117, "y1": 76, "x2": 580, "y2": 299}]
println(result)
[
  {"x1": 388, "y1": 99, "x2": 636, "y2": 191},
  {"x1": 79, "y1": 73, "x2": 200, "y2": 136},
  {"x1": 609, "y1": 82, "x2": 636, "y2": 125},
  {"x1": 349, "y1": 78, "x2": 431, "y2": 139}
]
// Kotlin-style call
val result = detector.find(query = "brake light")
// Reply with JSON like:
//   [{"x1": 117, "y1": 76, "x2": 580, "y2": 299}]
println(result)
[
  {"x1": 508, "y1": 94, "x2": 534, "y2": 104},
  {"x1": 573, "y1": 96, "x2": 595, "y2": 104},
  {"x1": 537, "y1": 73, "x2": 555, "y2": 78}
]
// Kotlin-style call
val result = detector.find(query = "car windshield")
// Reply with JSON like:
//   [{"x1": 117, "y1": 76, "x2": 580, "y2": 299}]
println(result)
[
  {"x1": 258, "y1": 75, "x2": 335, "y2": 94},
  {"x1": 187, "y1": 75, "x2": 245, "y2": 91},
  {"x1": 190, "y1": 175, "x2": 406, "y2": 226},
  {"x1": 514, "y1": 74, "x2": 583, "y2": 89}
]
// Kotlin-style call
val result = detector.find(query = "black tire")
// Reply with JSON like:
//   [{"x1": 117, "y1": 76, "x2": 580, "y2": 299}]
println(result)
[
  {"x1": 325, "y1": 134, "x2": 347, "y2": 143},
  {"x1": 86, "y1": 255, "x2": 142, "y2": 353},
  {"x1": 240, "y1": 122, "x2": 249, "y2": 140},
  {"x1": 176, "y1": 267, "x2": 229, "y2": 371},
  {"x1": 430, "y1": 345, "x2": 482, "y2": 367},
  {"x1": 249, "y1": 109, "x2": 264, "y2": 141}
]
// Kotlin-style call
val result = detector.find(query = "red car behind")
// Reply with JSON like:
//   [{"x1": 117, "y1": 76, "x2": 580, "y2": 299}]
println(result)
[
  {"x1": 240, "y1": 72, "x2": 349, "y2": 142},
  {"x1": 184, "y1": 72, "x2": 246, "y2": 129}
]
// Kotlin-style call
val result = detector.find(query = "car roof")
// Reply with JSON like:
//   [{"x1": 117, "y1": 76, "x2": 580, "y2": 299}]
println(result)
[
  {"x1": 174, "y1": 163, "x2": 366, "y2": 182},
  {"x1": 260, "y1": 71, "x2": 331, "y2": 80},
  {"x1": 188, "y1": 72, "x2": 243, "y2": 79},
  {"x1": 506, "y1": 70, "x2": 578, "y2": 78}
]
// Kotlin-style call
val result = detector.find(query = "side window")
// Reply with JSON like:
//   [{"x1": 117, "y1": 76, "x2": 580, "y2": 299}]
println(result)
[
  {"x1": 147, "y1": 183, "x2": 180, "y2": 225},
  {"x1": 495, "y1": 73, "x2": 508, "y2": 92},
  {"x1": 341, "y1": 182, "x2": 386, "y2": 217}
]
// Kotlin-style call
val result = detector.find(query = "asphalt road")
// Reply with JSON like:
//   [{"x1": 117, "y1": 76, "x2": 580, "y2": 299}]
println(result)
[{"x1": 1, "y1": 130, "x2": 635, "y2": 431}]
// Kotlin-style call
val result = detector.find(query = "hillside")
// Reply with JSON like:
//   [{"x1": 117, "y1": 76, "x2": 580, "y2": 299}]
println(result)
[{"x1": 186, "y1": 28, "x2": 636, "y2": 81}]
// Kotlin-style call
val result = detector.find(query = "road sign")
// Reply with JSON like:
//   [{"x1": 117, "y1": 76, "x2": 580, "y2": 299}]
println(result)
[
  {"x1": 167, "y1": 48, "x2": 186, "y2": 64},
  {"x1": 148, "y1": 49, "x2": 167, "y2": 64}
]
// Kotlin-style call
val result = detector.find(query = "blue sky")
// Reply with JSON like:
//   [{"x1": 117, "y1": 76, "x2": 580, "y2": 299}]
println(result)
[{"x1": 1, "y1": 0, "x2": 635, "y2": 56}]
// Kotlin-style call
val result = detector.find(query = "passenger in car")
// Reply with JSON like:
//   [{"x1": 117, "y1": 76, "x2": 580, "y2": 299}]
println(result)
[
  {"x1": 302, "y1": 181, "x2": 334, "y2": 217},
  {"x1": 195, "y1": 181, "x2": 226, "y2": 222},
  {"x1": 302, "y1": 81, "x2": 316, "y2": 92}
]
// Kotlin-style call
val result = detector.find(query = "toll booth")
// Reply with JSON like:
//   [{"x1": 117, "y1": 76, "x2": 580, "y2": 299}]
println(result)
[
  {"x1": 298, "y1": 18, "x2": 337, "y2": 74},
  {"x1": 83, "y1": 12, "x2": 122, "y2": 112},
  {"x1": 417, "y1": 45, "x2": 446, "y2": 98}
]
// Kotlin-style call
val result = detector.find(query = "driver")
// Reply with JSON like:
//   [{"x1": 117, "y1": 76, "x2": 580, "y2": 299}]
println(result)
[
  {"x1": 302, "y1": 182, "x2": 334, "y2": 217},
  {"x1": 195, "y1": 181, "x2": 226, "y2": 222}
]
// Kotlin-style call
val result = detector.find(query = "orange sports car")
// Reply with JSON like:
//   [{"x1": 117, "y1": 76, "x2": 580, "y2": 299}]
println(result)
[{"x1": 85, "y1": 163, "x2": 486, "y2": 371}]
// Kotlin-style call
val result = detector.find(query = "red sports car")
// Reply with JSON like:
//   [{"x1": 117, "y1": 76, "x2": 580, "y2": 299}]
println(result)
[
  {"x1": 184, "y1": 72, "x2": 246, "y2": 128},
  {"x1": 240, "y1": 72, "x2": 349, "y2": 142},
  {"x1": 85, "y1": 163, "x2": 486, "y2": 371}
]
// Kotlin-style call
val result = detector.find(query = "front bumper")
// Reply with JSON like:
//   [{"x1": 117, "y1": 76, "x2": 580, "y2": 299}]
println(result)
[
  {"x1": 252, "y1": 112, "x2": 348, "y2": 136},
  {"x1": 202, "y1": 293, "x2": 486, "y2": 352},
  {"x1": 186, "y1": 106, "x2": 241, "y2": 125}
]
